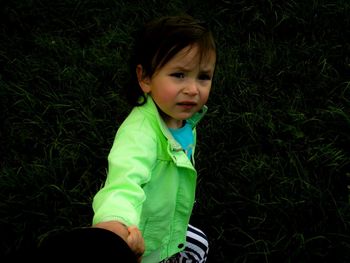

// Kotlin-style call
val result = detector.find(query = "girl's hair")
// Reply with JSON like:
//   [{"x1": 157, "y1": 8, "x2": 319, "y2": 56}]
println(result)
[{"x1": 125, "y1": 14, "x2": 216, "y2": 106}]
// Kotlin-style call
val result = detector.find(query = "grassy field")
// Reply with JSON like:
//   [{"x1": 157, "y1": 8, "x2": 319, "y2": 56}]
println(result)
[{"x1": 1, "y1": 0, "x2": 350, "y2": 262}]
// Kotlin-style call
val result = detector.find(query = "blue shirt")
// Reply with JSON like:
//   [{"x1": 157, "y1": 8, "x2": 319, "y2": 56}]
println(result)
[{"x1": 169, "y1": 122, "x2": 194, "y2": 159}]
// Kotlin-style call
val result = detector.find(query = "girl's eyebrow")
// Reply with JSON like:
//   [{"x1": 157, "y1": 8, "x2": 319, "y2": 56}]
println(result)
[
  {"x1": 170, "y1": 66, "x2": 191, "y2": 71},
  {"x1": 170, "y1": 65, "x2": 215, "y2": 73},
  {"x1": 199, "y1": 69, "x2": 214, "y2": 74}
]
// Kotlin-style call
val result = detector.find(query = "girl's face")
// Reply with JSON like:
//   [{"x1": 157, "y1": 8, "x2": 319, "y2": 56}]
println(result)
[{"x1": 137, "y1": 44, "x2": 216, "y2": 128}]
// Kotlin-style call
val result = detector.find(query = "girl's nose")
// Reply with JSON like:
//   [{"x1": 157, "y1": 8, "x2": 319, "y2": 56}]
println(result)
[{"x1": 183, "y1": 80, "x2": 199, "y2": 95}]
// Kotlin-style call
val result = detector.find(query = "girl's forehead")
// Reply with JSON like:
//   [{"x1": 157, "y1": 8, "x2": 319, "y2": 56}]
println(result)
[{"x1": 167, "y1": 45, "x2": 216, "y2": 69}]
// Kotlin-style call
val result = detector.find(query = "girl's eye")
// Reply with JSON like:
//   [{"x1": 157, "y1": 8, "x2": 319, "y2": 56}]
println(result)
[
  {"x1": 198, "y1": 74, "x2": 211, "y2": 81},
  {"x1": 170, "y1": 73, "x2": 185, "y2": 79}
]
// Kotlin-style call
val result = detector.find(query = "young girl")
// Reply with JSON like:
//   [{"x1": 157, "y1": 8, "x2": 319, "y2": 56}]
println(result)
[{"x1": 92, "y1": 14, "x2": 216, "y2": 263}]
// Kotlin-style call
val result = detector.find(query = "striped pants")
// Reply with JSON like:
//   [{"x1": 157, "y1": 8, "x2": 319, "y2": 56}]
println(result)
[{"x1": 160, "y1": 224, "x2": 209, "y2": 263}]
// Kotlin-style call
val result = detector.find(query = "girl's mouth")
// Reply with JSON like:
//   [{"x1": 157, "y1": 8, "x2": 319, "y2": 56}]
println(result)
[{"x1": 177, "y1": 102, "x2": 197, "y2": 109}]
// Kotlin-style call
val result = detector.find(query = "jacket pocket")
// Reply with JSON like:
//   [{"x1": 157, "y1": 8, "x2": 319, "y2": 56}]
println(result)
[{"x1": 142, "y1": 216, "x2": 170, "y2": 253}]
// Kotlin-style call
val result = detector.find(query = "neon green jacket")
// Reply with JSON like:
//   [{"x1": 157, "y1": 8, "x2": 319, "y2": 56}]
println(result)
[{"x1": 92, "y1": 95, "x2": 207, "y2": 262}]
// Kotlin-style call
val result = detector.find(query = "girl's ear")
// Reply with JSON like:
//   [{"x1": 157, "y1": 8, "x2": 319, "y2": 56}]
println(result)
[{"x1": 136, "y1": 65, "x2": 151, "y2": 93}]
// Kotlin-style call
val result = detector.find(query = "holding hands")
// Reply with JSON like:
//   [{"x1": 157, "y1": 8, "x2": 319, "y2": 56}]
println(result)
[{"x1": 93, "y1": 221, "x2": 145, "y2": 262}]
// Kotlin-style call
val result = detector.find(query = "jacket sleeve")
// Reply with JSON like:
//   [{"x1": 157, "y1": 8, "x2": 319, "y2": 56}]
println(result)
[{"x1": 92, "y1": 127, "x2": 156, "y2": 227}]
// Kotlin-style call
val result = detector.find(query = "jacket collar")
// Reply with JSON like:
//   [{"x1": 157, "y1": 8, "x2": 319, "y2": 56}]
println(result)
[{"x1": 142, "y1": 95, "x2": 207, "y2": 150}]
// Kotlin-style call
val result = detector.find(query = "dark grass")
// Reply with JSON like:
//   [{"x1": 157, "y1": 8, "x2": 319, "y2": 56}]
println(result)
[{"x1": 1, "y1": 0, "x2": 350, "y2": 262}]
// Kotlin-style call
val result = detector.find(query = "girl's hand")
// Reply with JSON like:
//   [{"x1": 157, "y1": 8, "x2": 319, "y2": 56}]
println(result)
[
  {"x1": 127, "y1": 226, "x2": 145, "y2": 262},
  {"x1": 93, "y1": 221, "x2": 145, "y2": 262}
]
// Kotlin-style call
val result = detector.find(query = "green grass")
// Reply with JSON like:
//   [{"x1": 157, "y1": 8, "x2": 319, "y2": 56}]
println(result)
[{"x1": 1, "y1": 0, "x2": 350, "y2": 262}]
